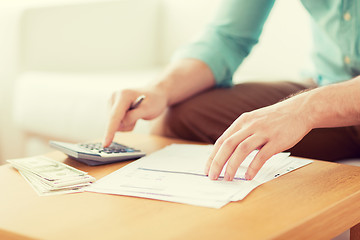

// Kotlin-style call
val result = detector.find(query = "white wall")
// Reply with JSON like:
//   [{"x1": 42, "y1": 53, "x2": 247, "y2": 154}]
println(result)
[
  {"x1": 235, "y1": 0, "x2": 313, "y2": 82},
  {"x1": 0, "y1": 6, "x2": 24, "y2": 162}
]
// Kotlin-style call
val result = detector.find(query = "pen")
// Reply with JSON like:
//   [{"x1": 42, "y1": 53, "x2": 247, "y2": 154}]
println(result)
[{"x1": 129, "y1": 95, "x2": 146, "y2": 110}]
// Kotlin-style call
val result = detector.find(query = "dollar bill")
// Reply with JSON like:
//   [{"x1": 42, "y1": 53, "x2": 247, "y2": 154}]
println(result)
[
  {"x1": 19, "y1": 170, "x2": 86, "y2": 196},
  {"x1": 7, "y1": 156, "x2": 95, "y2": 196},
  {"x1": 8, "y1": 156, "x2": 87, "y2": 180}
]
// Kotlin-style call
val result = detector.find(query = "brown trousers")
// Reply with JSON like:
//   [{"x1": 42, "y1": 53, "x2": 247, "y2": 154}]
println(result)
[{"x1": 153, "y1": 81, "x2": 360, "y2": 161}]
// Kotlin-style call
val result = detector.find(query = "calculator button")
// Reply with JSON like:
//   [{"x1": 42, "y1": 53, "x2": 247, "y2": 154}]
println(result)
[{"x1": 78, "y1": 142, "x2": 141, "y2": 155}]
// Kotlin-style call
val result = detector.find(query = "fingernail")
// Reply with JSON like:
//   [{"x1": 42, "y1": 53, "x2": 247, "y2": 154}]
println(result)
[
  {"x1": 209, "y1": 172, "x2": 217, "y2": 180},
  {"x1": 204, "y1": 166, "x2": 211, "y2": 175},
  {"x1": 204, "y1": 166, "x2": 208, "y2": 175},
  {"x1": 245, "y1": 171, "x2": 252, "y2": 180},
  {"x1": 224, "y1": 173, "x2": 231, "y2": 181},
  {"x1": 103, "y1": 138, "x2": 110, "y2": 147}
]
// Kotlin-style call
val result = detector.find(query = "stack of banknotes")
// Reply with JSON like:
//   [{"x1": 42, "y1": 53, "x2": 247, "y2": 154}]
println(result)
[{"x1": 7, "y1": 156, "x2": 95, "y2": 196}]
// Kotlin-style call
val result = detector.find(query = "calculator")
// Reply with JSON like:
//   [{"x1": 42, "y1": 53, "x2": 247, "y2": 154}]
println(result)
[{"x1": 49, "y1": 141, "x2": 146, "y2": 166}]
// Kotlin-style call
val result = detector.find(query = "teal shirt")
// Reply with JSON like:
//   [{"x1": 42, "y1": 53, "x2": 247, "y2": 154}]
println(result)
[{"x1": 172, "y1": 0, "x2": 360, "y2": 87}]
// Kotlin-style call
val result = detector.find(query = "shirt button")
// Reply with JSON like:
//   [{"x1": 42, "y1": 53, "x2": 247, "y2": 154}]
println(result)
[
  {"x1": 344, "y1": 12, "x2": 351, "y2": 21},
  {"x1": 344, "y1": 56, "x2": 351, "y2": 64}
]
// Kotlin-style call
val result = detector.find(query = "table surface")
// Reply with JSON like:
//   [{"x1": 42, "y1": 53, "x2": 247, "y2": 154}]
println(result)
[{"x1": 1, "y1": 133, "x2": 360, "y2": 240}]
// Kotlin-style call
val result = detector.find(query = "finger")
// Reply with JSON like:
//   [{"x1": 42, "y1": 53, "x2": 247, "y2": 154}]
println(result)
[
  {"x1": 103, "y1": 93, "x2": 134, "y2": 147},
  {"x1": 205, "y1": 126, "x2": 242, "y2": 175},
  {"x1": 220, "y1": 113, "x2": 250, "y2": 140},
  {"x1": 208, "y1": 131, "x2": 252, "y2": 180},
  {"x1": 205, "y1": 136, "x2": 225, "y2": 175},
  {"x1": 224, "y1": 135, "x2": 266, "y2": 181},
  {"x1": 245, "y1": 143, "x2": 277, "y2": 180},
  {"x1": 205, "y1": 114, "x2": 248, "y2": 175},
  {"x1": 107, "y1": 93, "x2": 117, "y2": 115}
]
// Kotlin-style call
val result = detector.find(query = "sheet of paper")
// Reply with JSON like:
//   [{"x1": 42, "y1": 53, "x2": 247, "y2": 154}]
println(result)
[
  {"x1": 87, "y1": 162, "x2": 230, "y2": 208},
  {"x1": 86, "y1": 144, "x2": 312, "y2": 208},
  {"x1": 87, "y1": 159, "x2": 234, "y2": 208},
  {"x1": 138, "y1": 144, "x2": 291, "y2": 180}
]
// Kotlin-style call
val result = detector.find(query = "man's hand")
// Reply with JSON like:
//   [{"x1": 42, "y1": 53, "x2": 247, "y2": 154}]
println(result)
[
  {"x1": 102, "y1": 87, "x2": 168, "y2": 147},
  {"x1": 102, "y1": 59, "x2": 216, "y2": 148},
  {"x1": 204, "y1": 94, "x2": 313, "y2": 181}
]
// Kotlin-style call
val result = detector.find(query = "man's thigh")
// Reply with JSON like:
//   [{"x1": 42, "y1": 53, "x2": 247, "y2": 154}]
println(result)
[{"x1": 289, "y1": 126, "x2": 360, "y2": 161}]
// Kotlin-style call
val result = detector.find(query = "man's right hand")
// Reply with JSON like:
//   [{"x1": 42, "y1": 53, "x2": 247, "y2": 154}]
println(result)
[{"x1": 102, "y1": 87, "x2": 168, "y2": 147}]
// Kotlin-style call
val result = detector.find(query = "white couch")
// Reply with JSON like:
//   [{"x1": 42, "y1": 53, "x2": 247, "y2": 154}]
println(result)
[{"x1": 0, "y1": 0, "x2": 314, "y2": 162}]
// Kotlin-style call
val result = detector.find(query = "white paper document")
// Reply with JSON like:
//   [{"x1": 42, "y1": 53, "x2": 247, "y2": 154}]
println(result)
[{"x1": 86, "y1": 144, "x2": 312, "y2": 208}]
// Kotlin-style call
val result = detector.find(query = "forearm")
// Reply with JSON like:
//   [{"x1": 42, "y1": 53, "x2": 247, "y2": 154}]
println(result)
[
  {"x1": 299, "y1": 76, "x2": 360, "y2": 129},
  {"x1": 154, "y1": 59, "x2": 216, "y2": 106}
]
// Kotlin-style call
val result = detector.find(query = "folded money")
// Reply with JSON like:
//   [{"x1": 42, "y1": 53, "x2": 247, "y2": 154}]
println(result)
[{"x1": 7, "y1": 156, "x2": 96, "y2": 196}]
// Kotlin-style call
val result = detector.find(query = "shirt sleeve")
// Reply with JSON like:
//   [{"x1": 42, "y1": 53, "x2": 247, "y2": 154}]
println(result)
[{"x1": 172, "y1": 0, "x2": 275, "y2": 87}]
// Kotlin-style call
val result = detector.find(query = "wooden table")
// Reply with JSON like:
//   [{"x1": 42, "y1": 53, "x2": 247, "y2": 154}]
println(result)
[{"x1": 1, "y1": 133, "x2": 360, "y2": 240}]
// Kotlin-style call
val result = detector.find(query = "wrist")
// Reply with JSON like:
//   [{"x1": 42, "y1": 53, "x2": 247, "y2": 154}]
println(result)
[
  {"x1": 153, "y1": 81, "x2": 172, "y2": 107},
  {"x1": 284, "y1": 89, "x2": 317, "y2": 130},
  {"x1": 300, "y1": 90, "x2": 319, "y2": 130},
  {"x1": 299, "y1": 81, "x2": 358, "y2": 129}
]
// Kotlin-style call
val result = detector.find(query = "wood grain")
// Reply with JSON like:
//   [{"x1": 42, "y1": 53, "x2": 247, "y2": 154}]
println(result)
[{"x1": 1, "y1": 132, "x2": 360, "y2": 240}]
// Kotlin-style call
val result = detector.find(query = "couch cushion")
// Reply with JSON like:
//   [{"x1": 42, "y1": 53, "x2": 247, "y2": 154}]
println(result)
[{"x1": 13, "y1": 71, "x2": 160, "y2": 142}]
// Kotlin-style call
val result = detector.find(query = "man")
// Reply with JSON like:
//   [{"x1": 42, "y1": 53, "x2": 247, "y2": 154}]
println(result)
[{"x1": 103, "y1": 0, "x2": 360, "y2": 181}]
